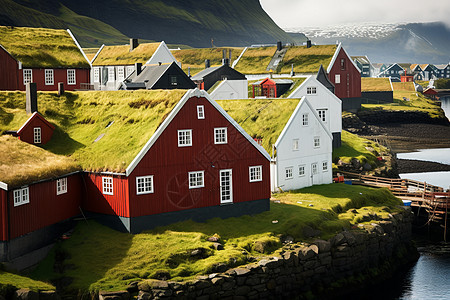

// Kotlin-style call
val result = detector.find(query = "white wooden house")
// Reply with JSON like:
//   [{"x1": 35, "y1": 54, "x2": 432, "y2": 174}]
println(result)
[
  {"x1": 91, "y1": 40, "x2": 179, "y2": 90},
  {"x1": 288, "y1": 72, "x2": 342, "y2": 148},
  {"x1": 209, "y1": 79, "x2": 248, "y2": 100}
]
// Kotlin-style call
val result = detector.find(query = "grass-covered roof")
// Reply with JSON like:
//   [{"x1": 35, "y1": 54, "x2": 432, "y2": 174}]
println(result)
[
  {"x1": 92, "y1": 43, "x2": 160, "y2": 66},
  {"x1": 392, "y1": 82, "x2": 415, "y2": 91},
  {"x1": 0, "y1": 26, "x2": 89, "y2": 68},
  {"x1": 361, "y1": 78, "x2": 392, "y2": 92},
  {"x1": 171, "y1": 47, "x2": 244, "y2": 75},
  {"x1": 0, "y1": 135, "x2": 80, "y2": 188},
  {"x1": 0, "y1": 90, "x2": 187, "y2": 173},
  {"x1": 277, "y1": 45, "x2": 337, "y2": 74},
  {"x1": 234, "y1": 47, "x2": 277, "y2": 74},
  {"x1": 217, "y1": 99, "x2": 300, "y2": 153},
  {"x1": 82, "y1": 48, "x2": 100, "y2": 63}
]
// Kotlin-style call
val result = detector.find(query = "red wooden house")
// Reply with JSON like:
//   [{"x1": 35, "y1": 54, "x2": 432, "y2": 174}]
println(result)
[
  {"x1": 423, "y1": 88, "x2": 438, "y2": 100},
  {"x1": 82, "y1": 89, "x2": 271, "y2": 233},
  {"x1": 17, "y1": 112, "x2": 55, "y2": 145},
  {"x1": 0, "y1": 136, "x2": 82, "y2": 266},
  {"x1": 0, "y1": 26, "x2": 90, "y2": 91}
]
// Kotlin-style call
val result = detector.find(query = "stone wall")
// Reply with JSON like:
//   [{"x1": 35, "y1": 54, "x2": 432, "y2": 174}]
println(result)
[{"x1": 123, "y1": 207, "x2": 417, "y2": 300}]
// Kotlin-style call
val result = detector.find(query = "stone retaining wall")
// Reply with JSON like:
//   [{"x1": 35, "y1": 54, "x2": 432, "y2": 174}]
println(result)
[{"x1": 127, "y1": 207, "x2": 416, "y2": 300}]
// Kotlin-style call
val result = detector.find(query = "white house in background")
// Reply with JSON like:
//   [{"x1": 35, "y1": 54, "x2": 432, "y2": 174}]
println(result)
[
  {"x1": 90, "y1": 40, "x2": 179, "y2": 90},
  {"x1": 288, "y1": 67, "x2": 342, "y2": 148},
  {"x1": 209, "y1": 79, "x2": 248, "y2": 100},
  {"x1": 272, "y1": 97, "x2": 333, "y2": 192}
]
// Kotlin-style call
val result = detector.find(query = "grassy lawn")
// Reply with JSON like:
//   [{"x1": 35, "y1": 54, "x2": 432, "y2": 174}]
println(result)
[
  {"x1": 0, "y1": 271, "x2": 54, "y2": 292},
  {"x1": 28, "y1": 184, "x2": 402, "y2": 293}
]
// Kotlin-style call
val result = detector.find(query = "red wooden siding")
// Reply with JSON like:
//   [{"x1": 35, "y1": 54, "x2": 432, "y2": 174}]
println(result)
[
  {"x1": 128, "y1": 96, "x2": 270, "y2": 218},
  {"x1": 82, "y1": 173, "x2": 130, "y2": 218},
  {"x1": 0, "y1": 47, "x2": 20, "y2": 91},
  {"x1": 7, "y1": 174, "x2": 82, "y2": 240},
  {"x1": 0, "y1": 189, "x2": 7, "y2": 241},
  {"x1": 18, "y1": 114, "x2": 54, "y2": 145},
  {"x1": 328, "y1": 48, "x2": 361, "y2": 99}
]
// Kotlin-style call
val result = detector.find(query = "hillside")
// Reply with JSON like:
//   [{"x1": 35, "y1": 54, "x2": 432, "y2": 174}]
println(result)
[
  {"x1": 286, "y1": 22, "x2": 450, "y2": 64},
  {"x1": 0, "y1": 0, "x2": 294, "y2": 48}
]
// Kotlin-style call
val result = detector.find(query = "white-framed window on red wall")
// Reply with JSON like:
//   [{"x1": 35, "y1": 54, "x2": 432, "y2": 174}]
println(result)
[
  {"x1": 23, "y1": 69, "x2": 32, "y2": 85},
  {"x1": 13, "y1": 187, "x2": 29, "y2": 207},
  {"x1": 136, "y1": 175, "x2": 154, "y2": 195},
  {"x1": 178, "y1": 129, "x2": 192, "y2": 147},
  {"x1": 56, "y1": 177, "x2": 67, "y2": 195},
  {"x1": 102, "y1": 177, "x2": 113, "y2": 195},
  {"x1": 45, "y1": 69, "x2": 54, "y2": 85},
  {"x1": 67, "y1": 69, "x2": 76, "y2": 85},
  {"x1": 249, "y1": 166, "x2": 262, "y2": 182},
  {"x1": 33, "y1": 127, "x2": 41, "y2": 144}
]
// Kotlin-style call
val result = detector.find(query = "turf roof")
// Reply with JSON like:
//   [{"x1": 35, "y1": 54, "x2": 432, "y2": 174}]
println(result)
[
  {"x1": 278, "y1": 45, "x2": 337, "y2": 74},
  {"x1": 92, "y1": 43, "x2": 160, "y2": 66},
  {"x1": 0, "y1": 26, "x2": 89, "y2": 68},
  {"x1": 234, "y1": 46, "x2": 277, "y2": 74},
  {"x1": 217, "y1": 99, "x2": 300, "y2": 153},
  {"x1": 0, "y1": 135, "x2": 80, "y2": 188},
  {"x1": 361, "y1": 78, "x2": 392, "y2": 92},
  {"x1": 0, "y1": 90, "x2": 187, "y2": 173}
]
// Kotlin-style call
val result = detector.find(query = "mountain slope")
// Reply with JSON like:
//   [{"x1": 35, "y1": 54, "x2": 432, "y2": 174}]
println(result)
[
  {"x1": 287, "y1": 22, "x2": 450, "y2": 64},
  {"x1": 0, "y1": 0, "x2": 294, "y2": 47}
]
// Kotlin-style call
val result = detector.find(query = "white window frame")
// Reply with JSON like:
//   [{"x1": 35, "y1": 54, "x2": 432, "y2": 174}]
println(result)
[
  {"x1": 302, "y1": 113, "x2": 309, "y2": 126},
  {"x1": 93, "y1": 67, "x2": 100, "y2": 83},
  {"x1": 102, "y1": 177, "x2": 114, "y2": 195},
  {"x1": 178, "y1": 129, "x2": 192, "y2": 147},
  {"x1": 170, "y1": 76, "x2": 178, "y2": 86},
  {"x1": 45, "y1": 69, "x2": 54, "y2": 85},
  {"x1": 249, "y1": 166, "x2": 262, "y2": 182},
  {"x1": 189, "y1": 171, "x2": 204, "y2": 189},
  {"x1": 136, "y1": 175, "x2": 154, "y2": 195},
  {"x1": 117, "y1": 66, "x2": 125, "y2": 81},
  {"x1": 317, "y1": 109, "x2": 327, "y2": 123},
  {"x1": 306, "y1": 86, "x2": 317, "y2": 95},
  {"x1": 312, "y1": 163, "x2": 318, "y2": 175},
  {"x1": 335, "y1": 74, "x2": 341, "y2": 84},
  {"x1": 292, "y1": 139, "x2": 299, "y2": 151},
  {"x1": 298, "y1": 165, "x2": 306, "y2": 177},
  {"x1": 23, "y1": 69, "x2": 32, "y2": 85},
  {"x1": 67, "y1": 69, "x2": 76, "y2": 85},
  {"x1": 107, "y1": 67, "x2": 115, "y2": 82},
  {"x1": 13, "y1": 187, "x2": 29, "y2": 207},
  {"x1": 322, "y1": 161, "x2": 328, "y2": 172},
  {"x1": 126, "y1": 66, "x2": 135, "y2": 77},
  {"x1": 285, "y1": 167, "x2": 293, "y2": 180},
  {"x1": 314, "y1": 136, "x2": 320, "y2": 148},
  {"x1": 33, "y1": 127, "x2": 41, "y2": 144},
  {"x1": 56, "y1": 178, "x2": 68, "y2": 195},
  {"x1": 197, "y1": 105, "x2": 205, "y2": 119},
  {"x1": 214, "y1": 127, "x2": 227, "y2": 144}
]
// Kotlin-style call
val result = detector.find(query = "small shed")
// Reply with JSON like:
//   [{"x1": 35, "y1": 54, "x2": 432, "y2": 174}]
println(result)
[
  {"x1": 191, "y1": 64, "x2": 246, "y2": 91},
  {"x1": 423, "y1": 88, "x2": 438, "y2": 100},
  {"x1": 251, "y1": 78, "x2": 293, "y2": 98},
  {"x1": 401, "y1": 75, "x2": 414, "y2": 82},
  {"x1": 17, "y1": 112, "x2": 55, "y2": 145}
]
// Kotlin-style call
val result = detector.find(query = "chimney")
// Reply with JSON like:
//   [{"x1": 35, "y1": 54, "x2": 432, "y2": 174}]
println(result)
[
  {"x1": 290, "y1": 64, "x2": 295, "y2": 77},
  {"x1": 277, "y1": 41, "x2": 282, "y2": 51},
  {"x1": 188, "y1": 67, "x2": 191, "y2": 77},
  {"x1": 26, "y1": 82, "x2": 37, "y2": 114},
  {"x1": 135, "y1": 63, "x2": 142, "y2": 76},
  {"x1": 158, "y1": 62, "x2": 162, "y2": 66},
  {"x1": 205, "y1": 59, "x2": 210, "y2": 69},
  {"x1": 130, "y1": 38, "x2": 139, "y2": 52},
  {"x1": 222, "y1": 49, "x2": 229, "y2": 65},
  {"x1": 306, "y1": 40, "x2": 312, "y2": 48},
  {"x1": 229, "y1": 49, "x2": 232, "y2": 61}
]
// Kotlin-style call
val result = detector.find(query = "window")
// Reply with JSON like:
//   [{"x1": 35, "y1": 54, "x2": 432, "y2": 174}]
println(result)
[
  {"x1": 189, "y1": 171, "x2": 204, "y2": 189},
  {"x1": 317, "y1": 109, "x2": 327, "y2": 122},
  {"x1": 302, "y1": 113, "x2": 309, "y2": 126},
  {"x1": 214, "y1": 128, "x2": 227, "y2": 144},
  {"x1": 45, "y1": 69, "x2": 54, "y2": 85},
  {"x1": 23, "y1": 69, "x2": 32, "y2": 84},
  {"x1": 117, "y1": 66, "x2": 125, "y2": 81},
  {"x1": 178, "y1": 129, "x2": 192, "y2": 147},
  {"x1": 285, "y1": 167, "x2": 293, "y2": 179},
  {"x1": 107, "y1": 67, "x2": 115, "y2": 82},
  {"x1": 136, "y1": 175, "x2": 154, "y2": 195},
  {"x1": 340, "y1": 58, "x2": 346, "y2": 70},
  {"x1": 197, "y1": 105, "x2": 205, "y2": 119},
  {"x1": 298, "y1": 165, "x2": 305, "y2": 177},
  {"x1": 125, "y1": 66, "x2": 134, "y2": 77},
  {"x1": 67, "y1": 69, "x2": 76, "y2": 85},
  {"x1": 102, "y1": 177, "x2": 113, "y2": 195},
  {"x1": 307, "y1": 86, "x2": 317, "y2": 94},
  {"x1": 13, "y1": 187, "x2": 29, "y2": 207},
  {"x1": 249, "y1": 166, "x2": 262, "y2": 182},
  {"x1": 170, "y1": 76, "x2": 178, "y2": 86},
  {"x1": 314, "y1": 136, "x2": 320, "y2": 148},
  {"x1": 312, "y1": 163, "x2": 318, "y2": 175},
  {"x1": 322, "y1": 161, "x2": 328, "y2": 172},
  {"x1": 93, "y1": 68, "x2": 100, "y2": 83},
  {"x1": 292, "y1": 139, "x2": 299, "y2": 151},
  {"x1": 57, "y1": 178, "x2": 67, "y2": 195},
  {"x1": 335, "y1": 74, "x2": 340, "y2": 84},
  {"x1": 33, "y1": 127, "x2": 41, "y2": 144}
]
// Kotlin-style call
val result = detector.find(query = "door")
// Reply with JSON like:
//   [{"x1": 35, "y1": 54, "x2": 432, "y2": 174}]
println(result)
[
  {"x1": 220, "y1": 169, "x2": 233, "y2": 204},
  {"x1": 311, "y1": 163, "x2": 318, "y2": 186}
]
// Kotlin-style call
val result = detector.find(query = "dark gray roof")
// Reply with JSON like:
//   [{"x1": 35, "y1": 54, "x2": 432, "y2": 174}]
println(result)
[
  {"x1": 191, "y1": 66, "x2": 222, "y2": 80},
  {"x1": 125, "y1": 63, "x2": 173, "y2": 89}
]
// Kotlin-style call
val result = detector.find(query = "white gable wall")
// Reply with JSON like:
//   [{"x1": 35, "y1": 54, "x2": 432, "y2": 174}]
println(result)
[
  {"x1": 210, "y1": 79, "x2": 248, "y2": 100},
  {"x1": 272, "y1": 97, "x2": 333, "y2": 192},
  {"x1": 288, "y1": 76, "x2": 342, "y2": 135},
  {"x1": 146, "y1": 41, "x2": 180, "y2": 67}
]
